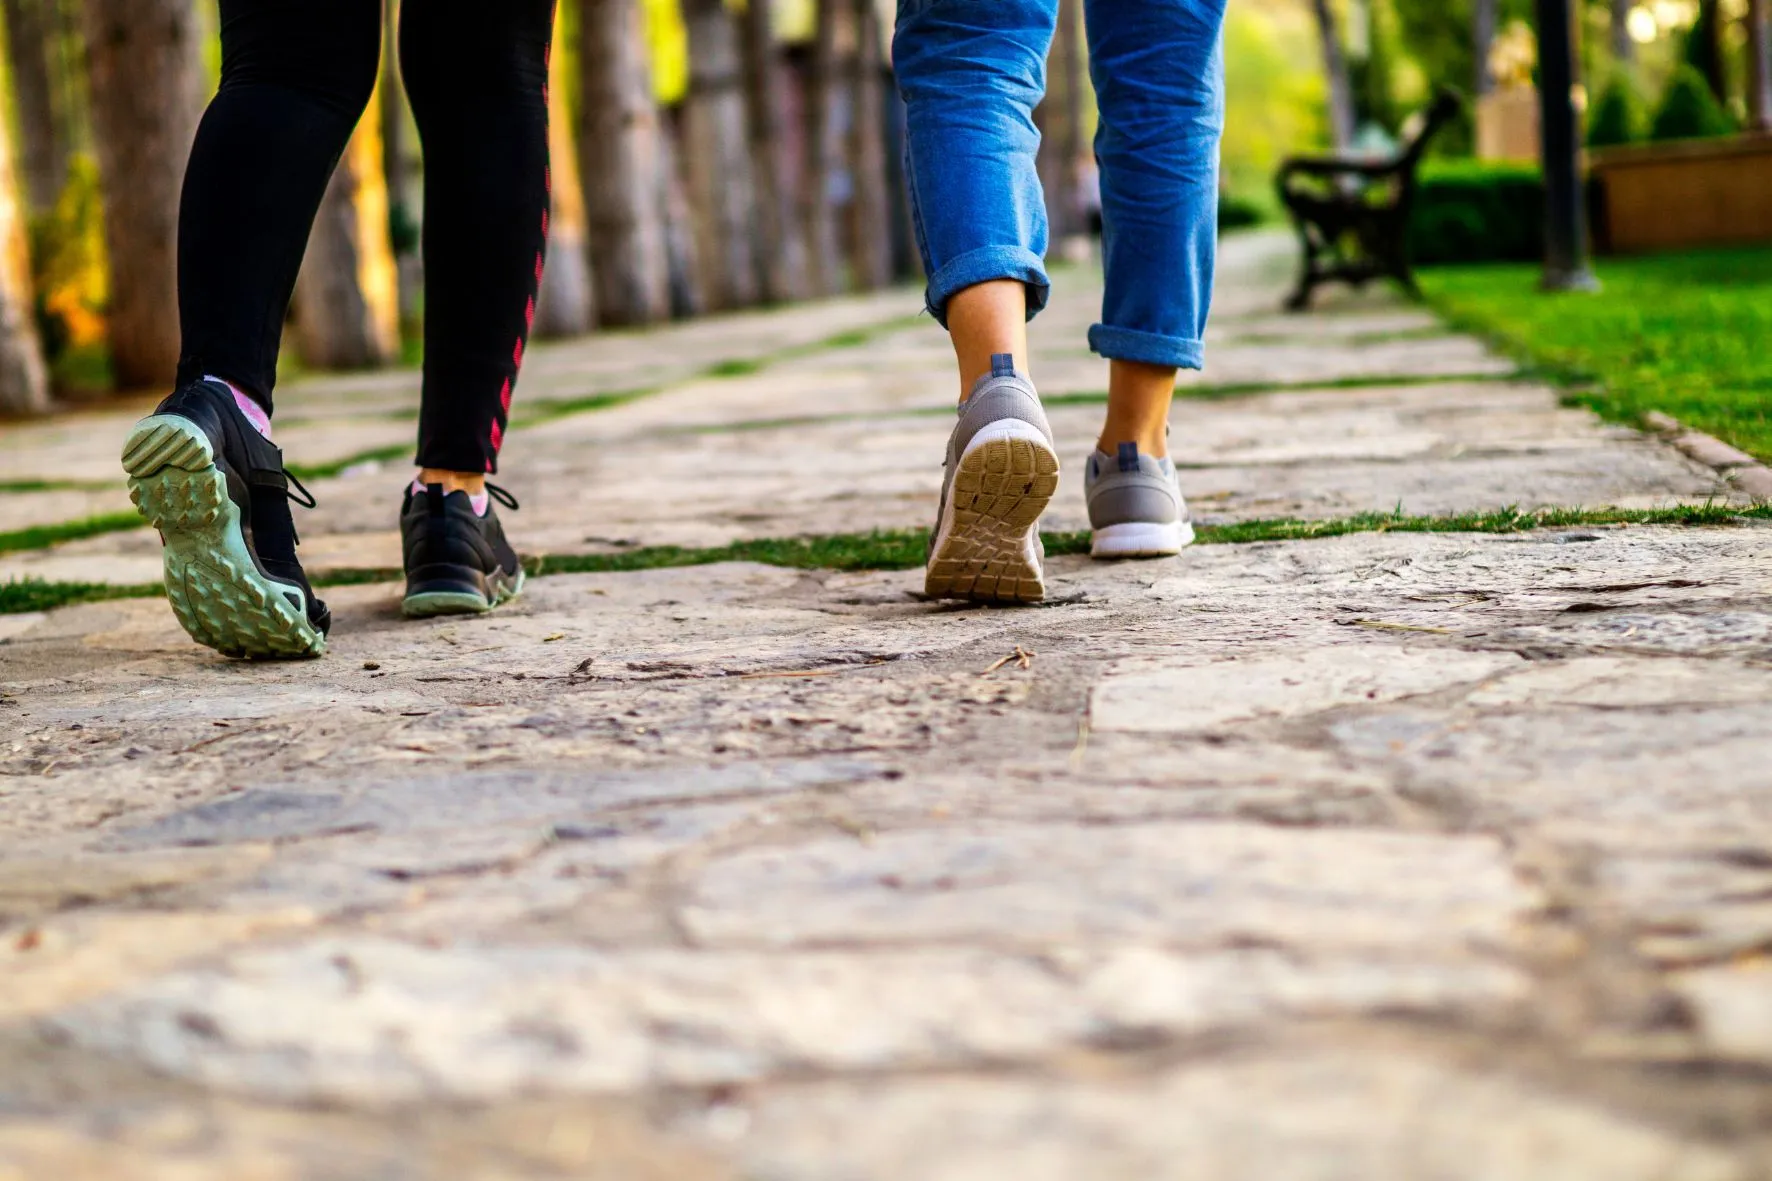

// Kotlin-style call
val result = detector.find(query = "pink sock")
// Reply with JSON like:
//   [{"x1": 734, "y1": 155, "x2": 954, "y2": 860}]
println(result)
[
  {"x1": 410, "y1": 478, "x2": 490, "y2": 516},
  {"x1": 208, "y1": 375, "x2": 272, "y2": 441}
]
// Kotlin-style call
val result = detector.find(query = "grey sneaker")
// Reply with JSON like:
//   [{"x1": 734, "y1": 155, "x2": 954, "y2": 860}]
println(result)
[
  {"x1": 1085, "y1": 442, "x2": 1195, "y2": 558},
  {"x1": 925, "y1": 354, "x2": 1060, "y2": 604}
]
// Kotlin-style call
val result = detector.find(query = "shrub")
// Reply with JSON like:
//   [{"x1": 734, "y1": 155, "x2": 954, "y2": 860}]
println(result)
[
  {"x1": 1650, "y1": 64, "x2": 1735, "y2": 142},
  {"x1": 1218, "y1": 192, "x2": 1267, "y2": 232},
  {"x1": 1408, "y1": 161, "x2": 1543, "y2": 266},
  {"x1": 1587, "y1": 77, "x2": 1646, "y2": 148}
]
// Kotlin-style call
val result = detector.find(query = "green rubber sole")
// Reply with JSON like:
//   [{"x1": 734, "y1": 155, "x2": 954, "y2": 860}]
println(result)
[
  {"x1": 401, "y1": 569, "x2": 526, "y2": 619},
  {"x1": 122, "y1": 415, "x2": 325, "y2": 660}
]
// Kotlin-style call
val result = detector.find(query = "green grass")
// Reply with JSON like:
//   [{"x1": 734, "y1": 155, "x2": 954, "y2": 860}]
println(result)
[
  {"x1": 0, "y1": 511, "x2": 144, "y2": 555},
  {"x1": 0, "y1": 578, "x2": 163, "y2": 614},
  {"x1": 1420, "y1": 247, "x2": 1772, "y2": 462},
  {"x1": 0, "y1": 478, "x2": 117, "y2": 493},
  {"x1": 8, "y1": 504, "x2": 1765, "y2": 616}
]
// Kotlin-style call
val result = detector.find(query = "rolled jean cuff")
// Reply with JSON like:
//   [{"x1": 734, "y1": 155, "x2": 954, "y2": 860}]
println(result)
[
  {"x1": 925, "y1": 245, "x2": 1050, "y2": 328},
  {"x1": 1088, "y1": 323, "x2": 1206, "y2": 370}
]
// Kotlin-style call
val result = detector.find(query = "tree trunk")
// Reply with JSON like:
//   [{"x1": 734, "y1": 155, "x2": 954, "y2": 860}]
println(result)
[
  {"x1": 1609, "y1": 0, "x2": 1634, "y2": 62},
  {"x1": 381, "y1": 0, "x2": 422, "y2": 327},
  {"x1": 1748, "y1": 0, "x2": 1772, "y2": 131},
  {"x1": 1035, "y1": 0, "x2": 1084, "y2": 239},
  {"x1": 659, "y1": 108, "x2": 704, "y2": 318},
  {"x1": 1310, "y1": 0, "x2": 1355, "y2": 149},
  {"x1": 293, "y1": 101, "x2": 400, "y2": 370},
  {"x1": 802, "y1": 0, "x2": 846, "y2": 295},
  {"x1": 79, "y1": 0, "x2": 203, "y2": 391},
  {"x1": 741, "y1": 0, "x2": 808, "y2": 302},
  {"x1": 845, "y1": 0, "x2": 893, "y2": 291},
  {"x1": 681, "y1": 0, "x2": 761, "y2": 311},
  {"x1": 3, "y1": 0, "x2": 68, "y2": 213},
  {"x1": 1689, "y1": 0, "x2": 1727, "y2": 104},
  {"x1": 577, "y1": 0, "x2": 670, "y2": 327},
  {"x1": 0, "y1": 83, "x2": 49, "y2": 415},
  {"x1": 535, "y1": 28, "x2": 597, "y2": 338},
  {"x1": 1473, "y1": 0, "x2": 1500, "y2": 95}
]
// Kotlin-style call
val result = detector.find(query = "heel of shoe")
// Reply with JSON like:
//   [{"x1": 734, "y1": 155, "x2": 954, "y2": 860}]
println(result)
[{"x1": 925, "y1": 423, "x2": 1059, "y2": 605}]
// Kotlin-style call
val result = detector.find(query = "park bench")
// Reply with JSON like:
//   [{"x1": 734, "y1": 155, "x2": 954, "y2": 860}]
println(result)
[{"x1": 1275, "y1": 89, "x2": 1465, "y2": 311}]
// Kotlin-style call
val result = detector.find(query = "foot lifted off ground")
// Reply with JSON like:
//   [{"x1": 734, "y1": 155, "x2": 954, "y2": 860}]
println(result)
[
  {"x1": 926, "y1": 429, "x2": 1060, "y2": 605},
  {"x1": 123, "y1": 416, "x2": 326, "y2": 660}
]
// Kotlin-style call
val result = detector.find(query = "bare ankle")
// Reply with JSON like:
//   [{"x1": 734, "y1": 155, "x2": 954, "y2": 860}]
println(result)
[{"x1": 417, "y1": 469, "x2": 486, "y2": 496}]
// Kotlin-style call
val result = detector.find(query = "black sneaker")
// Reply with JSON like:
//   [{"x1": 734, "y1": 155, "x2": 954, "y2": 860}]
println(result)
[
  {"x1": 400, "y1": 483, "x2": 525, "y2": 617},
  {"x1": 120, "y1": 379, "x2": 330, "y2": 659}
]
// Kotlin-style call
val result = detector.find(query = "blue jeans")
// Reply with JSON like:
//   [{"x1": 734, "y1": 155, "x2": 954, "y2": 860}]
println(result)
[{"x1": 893, "y1": 0, "x2": 1227, "y2": 370}]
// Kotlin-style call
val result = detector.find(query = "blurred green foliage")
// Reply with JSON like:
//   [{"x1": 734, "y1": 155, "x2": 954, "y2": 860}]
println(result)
[
  {"x1": 1408, "y1": 160, "x2": 1543, "y2": 265},
  {"x1": 1222, "y1": 1, "x2": 1327, "y2": 208},
  {"x1": 26, "y1": 155, "x2": 112, "y2": 394},
  {"x1": 1586, "y1": 75, "x2": 1647, "y2": 147},
  {"x1": 1650, "y1": 63, "x2": 1736, "y2": 141}
]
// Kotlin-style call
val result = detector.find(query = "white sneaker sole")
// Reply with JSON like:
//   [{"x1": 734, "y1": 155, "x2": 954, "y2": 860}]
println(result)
[
  {"x1": 1090, "y1": 519, "x2": 1197, "y2": 559},
  {"x1": 925, "y1": 420, "x2": 1059, "y2": 605}
]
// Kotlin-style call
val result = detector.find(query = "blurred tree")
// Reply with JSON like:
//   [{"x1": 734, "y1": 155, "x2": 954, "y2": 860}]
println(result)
[
  {"x1": 578, "y1": 0, "x2": 672, "y2": 325},
  {"x1": 682, "y1": 0, "x2": 763, "y2": 310},
  {"x1": 1473, "y1": 0, "x2": 1499, "y2": 92},
  {"x1": 294, "y1": 90, "x2": 400, "y2": 370},
  {"x1": 536, "y1": 13, "x2": 598, "y2": 338},
  {"x1": 742, "y1": 0, "x2": 810, "y2": 301},
  {"x1": 80, "y1": 0, "x2": 203, "y2": 391},
  {"x1": 1222, "y1": 3, "x2": 1327, "y2": 199},
  {"x1": 1747, "y1": 0, "x2": 1771, "y2": 129},
  {"x1": 1609, "y1": 0, "x2": 1633, "y2": 62},
  {"x1": 658, "y1": 109, "x2": 704, "y2": 316},
  {"x1": 802, "y1": 0, "x2": 845, "y2": 295},
  {"x1": 2, "y1": 0, "x2": 68, "y2": 213},
  {"x1": 380, "y1": 0, "x2": 421, "y2": 326},
  {"x1": 1586, "y1": 72, "x2": 1646, "y2": 143},
  {"x1": 1683, "y1": 0, "x2": 1726, "y2": 104},
  {"x1": 1309, "y1": 0, "x2": 1356, "y2": 147},
  {"x1": 0, "y1": 49, "x2": 49, "y2": 415},
  {"x1": 845, "y1": 0, "x2": 892, "y2": 290},
  {"x1": 1351, "y1": 0, "x2": 1404, "y2": 133},
  {"x1": 1035, "y1": 0, "x2": 1085, "y2": 238},
  {"x1": 1651, "y1": 61, "x2": 1736, "y2": 137}
]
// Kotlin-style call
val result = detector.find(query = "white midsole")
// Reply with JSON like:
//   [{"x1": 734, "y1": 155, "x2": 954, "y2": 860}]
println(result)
[{"x1": 1091, "y1": 519, "x2": 1195, "y2": 557}]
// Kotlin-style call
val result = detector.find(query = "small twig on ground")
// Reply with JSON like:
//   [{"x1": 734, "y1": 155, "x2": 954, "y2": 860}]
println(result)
[
  {"x1": 1069, "y1": 708, "x2": 1091, "y2": 770},
  {"x1": 981, "y1": 646, "x2": 1036, "y2": 677}
]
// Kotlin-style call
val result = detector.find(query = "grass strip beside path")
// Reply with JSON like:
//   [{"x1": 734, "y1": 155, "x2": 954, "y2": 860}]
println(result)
[
  {"x1": 7, "y1": 503, "x2": 1765, "y2": 616},
  {"x1": 1420, "y1": 247, "x2": 1772, "y2": 463},
  {"x1": 0, "y1": 512, "x2": 144, "y2": 556}
]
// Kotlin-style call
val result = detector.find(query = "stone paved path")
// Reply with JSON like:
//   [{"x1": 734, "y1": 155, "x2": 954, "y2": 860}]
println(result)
[{"x1": 3, "y1": 233, "x2": 1771, "y2": 1178}]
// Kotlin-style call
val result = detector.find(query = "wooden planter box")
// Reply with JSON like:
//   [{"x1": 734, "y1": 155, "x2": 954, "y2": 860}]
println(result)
[{"x1": 1590, "y1": 133, "x2": 1772, "y2": 254}]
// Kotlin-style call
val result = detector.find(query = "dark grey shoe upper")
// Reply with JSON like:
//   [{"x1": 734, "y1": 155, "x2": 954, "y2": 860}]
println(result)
[{"x1": 400, "y1": 483, "x2": 522, "y2": 600}]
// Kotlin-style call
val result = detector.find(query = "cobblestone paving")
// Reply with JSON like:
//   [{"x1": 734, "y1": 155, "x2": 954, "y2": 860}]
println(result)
[{"x1": 2, "y1": 234, "x2": 1770, "y2": 1178}]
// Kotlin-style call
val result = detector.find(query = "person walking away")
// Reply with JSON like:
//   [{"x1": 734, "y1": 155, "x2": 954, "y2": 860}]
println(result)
[
  {"x1": 120, "y1": 0, "x2": 549, "y2": 658},
  {"x1": 895, "y1": 0, "x2": 1228, "y2": 603}
]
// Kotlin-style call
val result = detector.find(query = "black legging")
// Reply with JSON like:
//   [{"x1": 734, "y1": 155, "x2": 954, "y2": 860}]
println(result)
[{"x1": 177, "y1": 0, "x2": 555, "y2": 475}]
